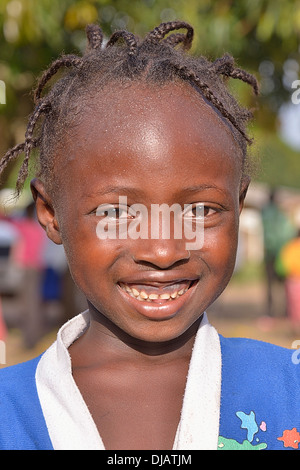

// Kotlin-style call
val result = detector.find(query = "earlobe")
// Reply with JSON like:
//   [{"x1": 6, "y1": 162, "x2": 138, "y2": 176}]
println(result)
[{"x1": 30, "y1": 178, "x2": 62, "y2": 245}]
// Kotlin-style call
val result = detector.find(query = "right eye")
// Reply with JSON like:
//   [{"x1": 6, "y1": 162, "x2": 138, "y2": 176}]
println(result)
[{"x1": 96, "y1": 204, "x2": 136, "y2": 221}]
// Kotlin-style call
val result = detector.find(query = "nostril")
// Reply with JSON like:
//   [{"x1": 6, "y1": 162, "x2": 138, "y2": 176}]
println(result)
[{"x1": 131, "y1": 240, "x2": 191, "y2": 270}]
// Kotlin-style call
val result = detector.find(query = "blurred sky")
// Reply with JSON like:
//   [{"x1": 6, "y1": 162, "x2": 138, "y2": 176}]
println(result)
[{"x1": 280, "y1": 102, "x2": 300, "y2": 151}]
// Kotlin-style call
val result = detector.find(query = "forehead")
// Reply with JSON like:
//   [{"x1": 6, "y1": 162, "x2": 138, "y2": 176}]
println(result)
[
  {"x1": 74, "y1": 81, "x2": 241, "y2": 153},
  {"x1": 55, "y1": 81, "x2": 243, "y2": 198}
]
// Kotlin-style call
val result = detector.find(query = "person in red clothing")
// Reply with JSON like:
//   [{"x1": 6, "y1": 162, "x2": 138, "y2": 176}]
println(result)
[{"x1": 13, "y1": 202, "x2": 46, "y2": 347}]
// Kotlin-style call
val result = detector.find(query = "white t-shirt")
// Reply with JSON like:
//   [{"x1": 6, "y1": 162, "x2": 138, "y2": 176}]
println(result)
[{"x1": 36, "y1": 311, "x2": 221, "y2": 450}]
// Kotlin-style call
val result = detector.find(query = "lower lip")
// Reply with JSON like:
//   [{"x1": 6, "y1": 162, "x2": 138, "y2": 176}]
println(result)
[{"x1": 117, "y1": 281, "x2": 198, "y2": 321}]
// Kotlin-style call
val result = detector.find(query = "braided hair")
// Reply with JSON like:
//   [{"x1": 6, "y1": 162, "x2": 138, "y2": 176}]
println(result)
[{"x1": 0, "y1": 21, "x2": 258, "y2": 194}]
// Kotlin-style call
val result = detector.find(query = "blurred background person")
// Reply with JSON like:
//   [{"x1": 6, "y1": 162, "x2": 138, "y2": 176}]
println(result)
[
  {"x1": 11, "y1": 202, "x2": 46, "y2": 348},
  {"x1": 277, "y1": 229, "x2": 300, "y2": 332},
  {"x1": 261, "y1": 189, "x2": 296, "y2": 318},
  {"x1": 0, "y1": 210, "x2": 19, "y2": 340}
]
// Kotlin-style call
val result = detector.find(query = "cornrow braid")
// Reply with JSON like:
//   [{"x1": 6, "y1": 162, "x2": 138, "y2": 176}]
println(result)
[
  {"x1": 16, "y1": 100, "x2": 51, "y2": 192},
  {"x1": 163, "y1": 33, "x2": 192, "y2": 50},
  {"x1": 145, "y1": 21, "x2": 194, "y2": 49},
  {"x1": 106, "y1": 30, "x2": 138, "y2": 57},
  {"x1": 211, "y1": 54, "x2": 259, "y2": 95},
  {"x1": 1, "y1": 20, "x2": 258, "y2": 194},
  {"x1": 171, "y1": 62, "x2": 254, "y2": 144},
  {"x1": 0, "y1": 142, "x2": 26, "y2": 177},
  {"x1": 85, "y1": 24, "x2": 103, "y2": 51},
  {"x1": 34, "y1": 54, "x2": 83, "y2": 103}
]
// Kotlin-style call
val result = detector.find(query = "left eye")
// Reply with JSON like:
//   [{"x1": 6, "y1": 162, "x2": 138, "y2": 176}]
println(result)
[{"x1": 183, "y1": 203, "x2": 215, "y2": 219}]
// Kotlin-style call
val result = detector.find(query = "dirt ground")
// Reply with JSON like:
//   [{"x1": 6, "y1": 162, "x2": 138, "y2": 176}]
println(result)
[{"x1": 0, "y1": 278, "x2": 298, "y2": 368}]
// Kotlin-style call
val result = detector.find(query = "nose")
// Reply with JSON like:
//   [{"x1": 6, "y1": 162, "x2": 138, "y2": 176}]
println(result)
[{"x1": 131, "y1": 238, "x2": 191, "y2": 269}]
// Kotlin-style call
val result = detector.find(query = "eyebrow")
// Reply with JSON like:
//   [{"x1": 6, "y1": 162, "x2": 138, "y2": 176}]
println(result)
[
  {"x1": 84, "y1": 183, "x2": 227, "y2": 200},
  {"x1": 178, "y1": 184, "x2": 228, "y2": 196},
  {"x1": 83, "y1": 185, "x2": 143, "y2": 199}
]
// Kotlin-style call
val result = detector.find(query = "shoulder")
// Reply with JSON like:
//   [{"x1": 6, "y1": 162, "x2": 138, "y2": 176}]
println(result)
[
  {"x1": 0, "y1": 355, "x2": 44, "y2": 397},
  {"x1": 0, "y1": 354, "x2": 40, "y2": 379},
  {"x1": 0, "y1": 355, "x2": 41, "y2": 400},
  {"x1": 0, "y1": 355, "x2": 53, "y2": 450},
  {"x1": 219, "y1": 335, "x2": 299, "y2": 384},
  {"x1": 218, "y1": 336, "x2": 300, "y2": 450},
  {"x1": 220, "y1": 335, "x2": 294, "y2": 363}
]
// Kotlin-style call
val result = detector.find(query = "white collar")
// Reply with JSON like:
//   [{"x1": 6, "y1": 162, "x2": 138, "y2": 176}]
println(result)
[{"x1": 36, "y1": 311, "x2": 221, "y2": 450}]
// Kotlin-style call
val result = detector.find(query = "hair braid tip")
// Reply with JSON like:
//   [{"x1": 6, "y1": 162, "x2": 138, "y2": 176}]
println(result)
[
  {"x1": 106, "y1": 30, "x2": 138, "y2": 57},
  {"x1": 86, "y1": 24, "x2": 103, "y2": 51},
  {"x1": 145, "y1": 21, "x2": 194, "y2": 49},
  {"x1": 34, "y1": 55, "x2": 83, "y2": 103}
]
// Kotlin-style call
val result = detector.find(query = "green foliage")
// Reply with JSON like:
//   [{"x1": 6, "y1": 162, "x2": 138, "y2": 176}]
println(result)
[
  {"x1": 253, "y1": 129, "x2": 300, "y2": 189},
  {"x1": 0, "y1": 0, "x2": 299, "y2": 189},
  {"x1": 232, "y1": 261, "x2": 265, "y2": 285}
]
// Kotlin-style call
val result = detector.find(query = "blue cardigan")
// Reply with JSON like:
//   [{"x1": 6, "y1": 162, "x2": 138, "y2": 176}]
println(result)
[{"x1": 0, "y1": 336, "x2": 299, "y2": 450}]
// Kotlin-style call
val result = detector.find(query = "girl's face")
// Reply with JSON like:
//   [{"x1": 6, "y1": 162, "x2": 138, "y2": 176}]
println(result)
[{"x1": 34, "y1": 82, "x2": 248, "y2": 343}]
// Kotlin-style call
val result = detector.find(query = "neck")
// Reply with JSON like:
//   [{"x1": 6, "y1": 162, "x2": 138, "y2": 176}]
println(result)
[{"x1": 74, "y1": 301, "x2": 203, "y2": 364}]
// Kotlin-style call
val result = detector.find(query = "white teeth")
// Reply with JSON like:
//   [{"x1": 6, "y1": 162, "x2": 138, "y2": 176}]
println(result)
[
  {"x1": 160, "y1": 293, "x2": 171, "y2": 300},
  {"x1": 119, "y1": 282, "x2": 191, "y2": 302},
  {"x1": 131, "y1": 288, "x2": 140, "y2": 297},
  {"x1": 149, "y1": 293, "x2": 159, "y2": 300},
  {"x1": 139, "y1": 291, "x2": 148, "y2": 300}
]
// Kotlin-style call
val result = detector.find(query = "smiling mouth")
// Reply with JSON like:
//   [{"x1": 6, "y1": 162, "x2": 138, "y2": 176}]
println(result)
[{"x1": 118, "y1": 280, "x2": 195, "y2": 303}]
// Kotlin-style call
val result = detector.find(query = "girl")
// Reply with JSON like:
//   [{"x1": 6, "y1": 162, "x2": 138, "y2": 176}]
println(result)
[{"x1": 0, "y1": 21, "x2": 299, "y2": 451}]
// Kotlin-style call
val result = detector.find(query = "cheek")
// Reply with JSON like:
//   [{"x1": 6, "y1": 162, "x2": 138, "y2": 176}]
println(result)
[
  {"x1": 202, "y1": 221, "x2": 239, "y2": 277},
  {"x1": 66, "y1": 239, "x2": 134, "y2": 307},
  {"x1": 59, "y1": 216, "x2": 119, "y2": 289}
]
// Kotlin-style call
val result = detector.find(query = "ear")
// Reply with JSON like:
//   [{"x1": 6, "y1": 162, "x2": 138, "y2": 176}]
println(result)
[
  {"x1": 239, "y1": 175, "x2": 250, "y2": 214},
  {"x1": 30, "y1": 178, "x2": 62, "y2": 245}
]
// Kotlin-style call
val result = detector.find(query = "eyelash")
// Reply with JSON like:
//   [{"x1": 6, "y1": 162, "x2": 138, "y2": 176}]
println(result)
[
  {"x1": 95, "y1": 205, "x2": 135, "y2": 220},
  {"x1": 183, "y1": 203, "x2": 218, "y2": 219},
  {"x1": 93, "y1": 203, "x2": 220, "y2": 221}
]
